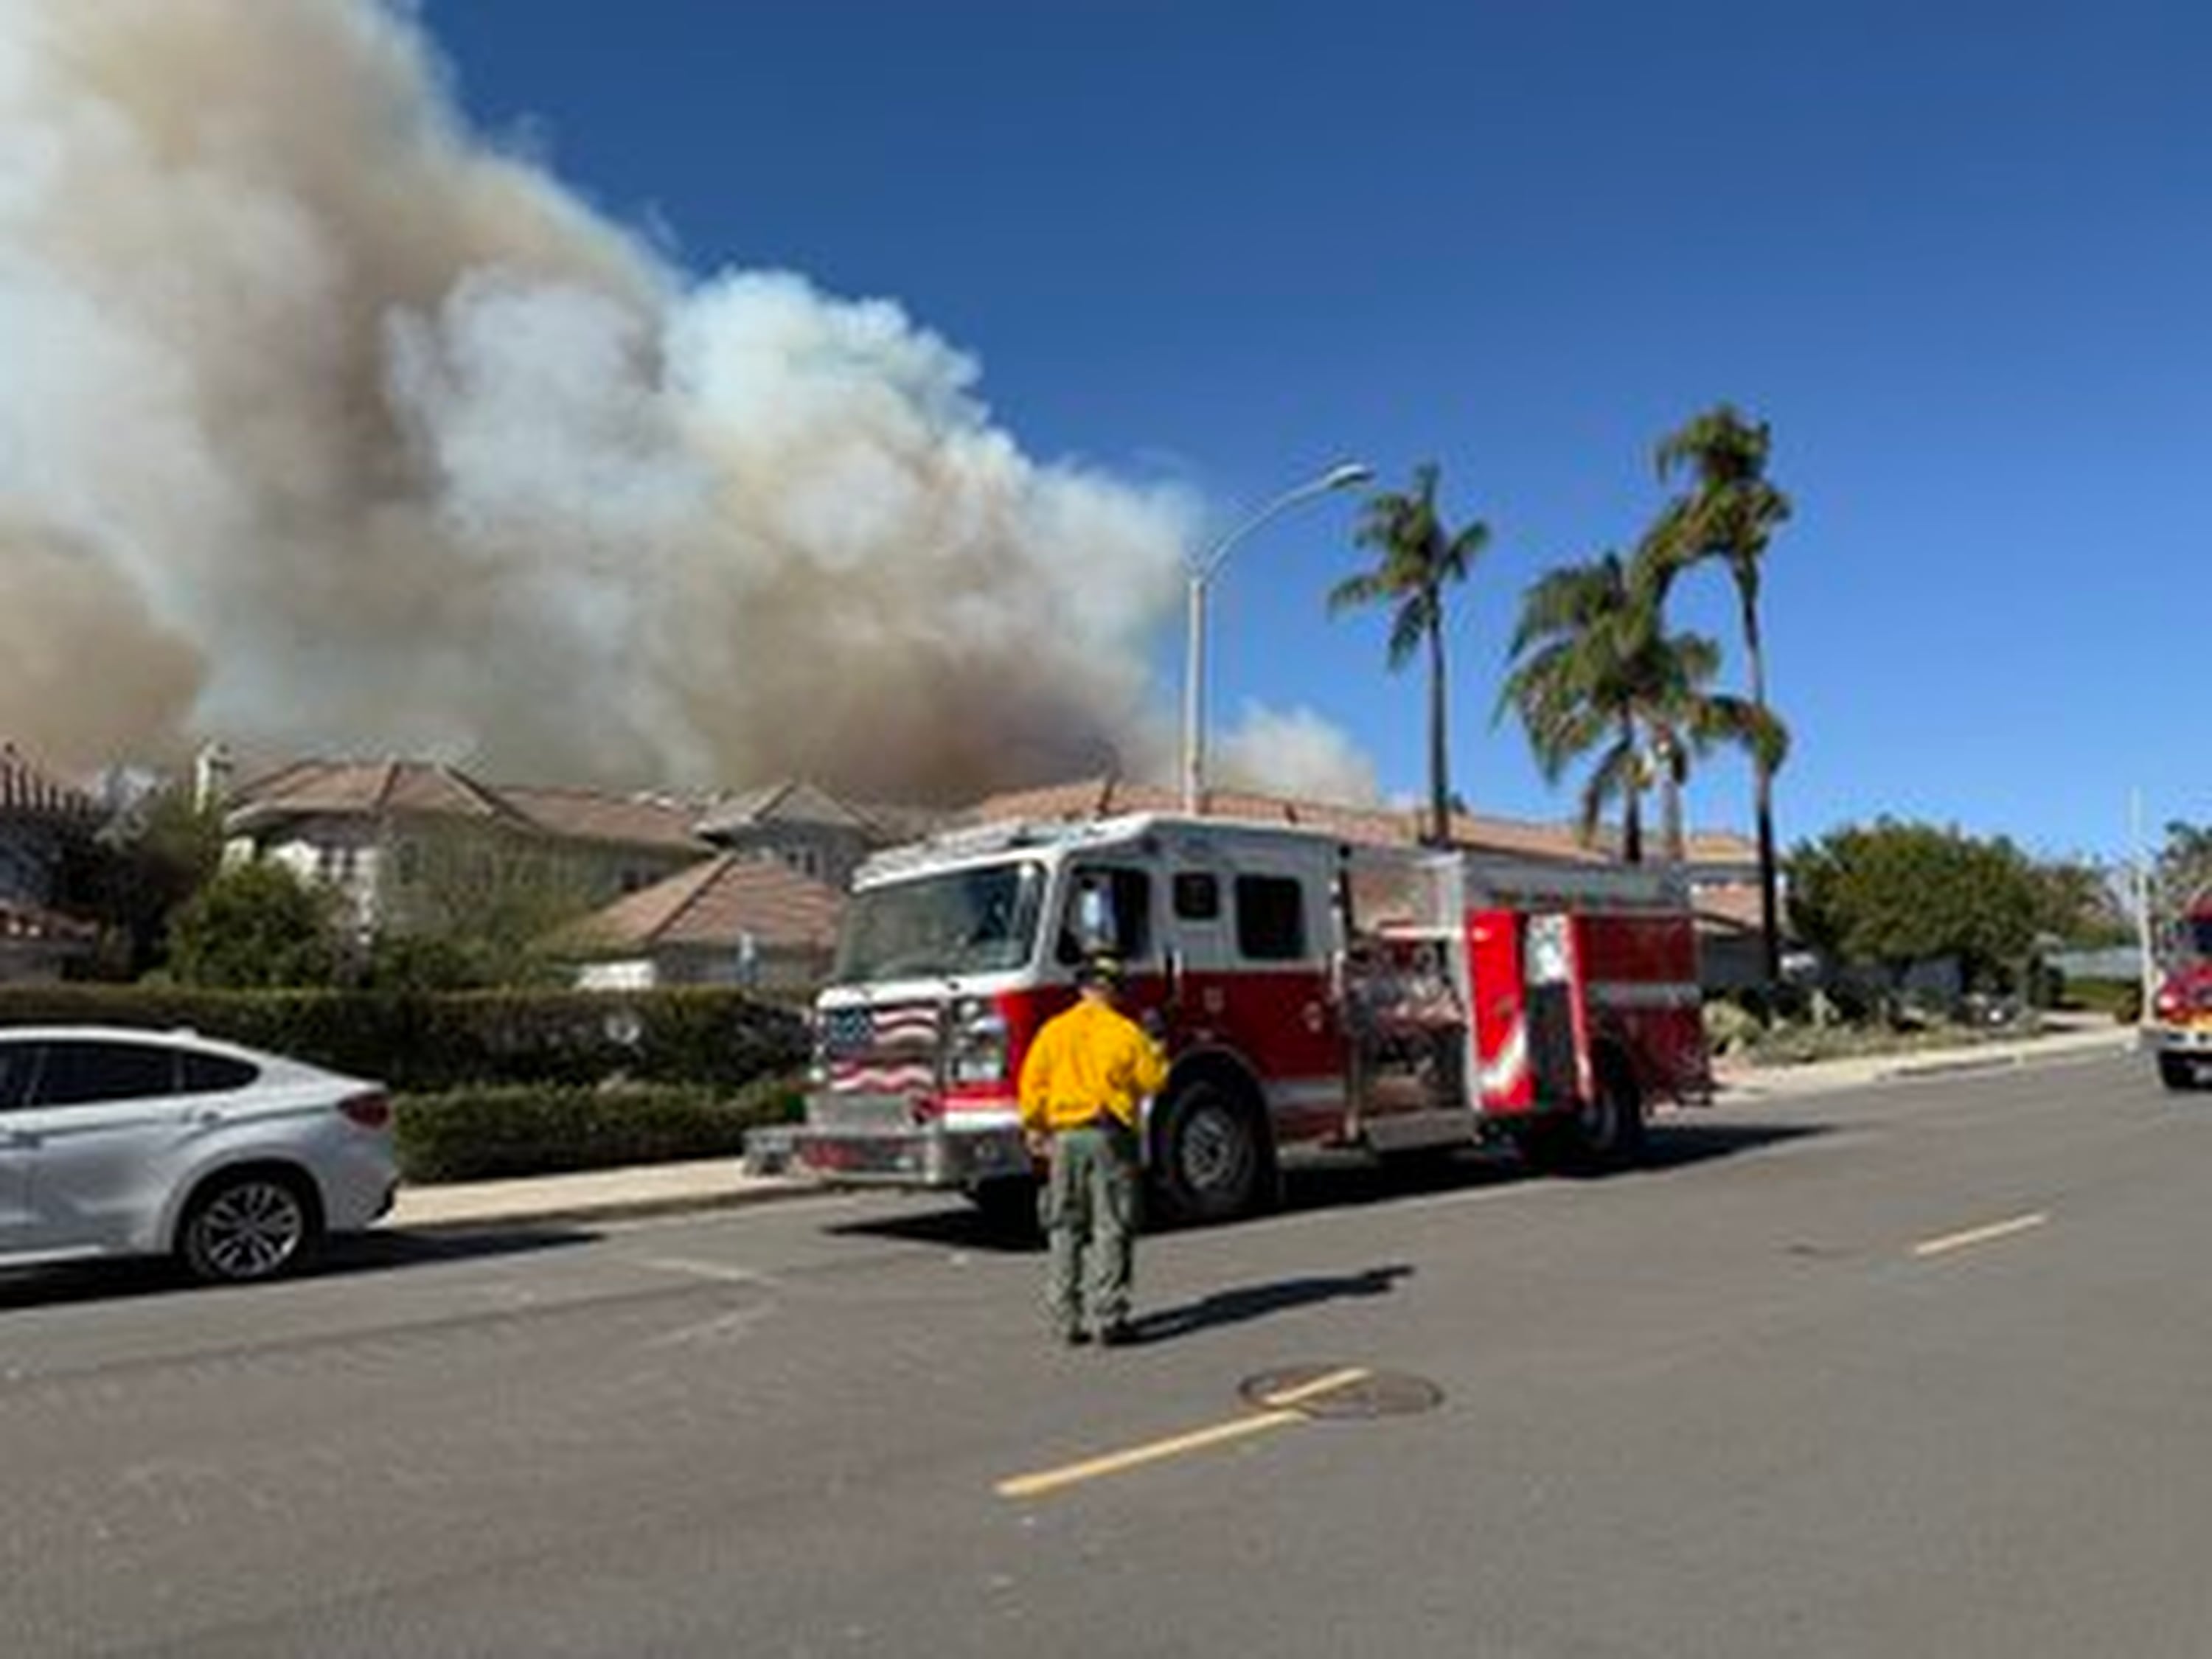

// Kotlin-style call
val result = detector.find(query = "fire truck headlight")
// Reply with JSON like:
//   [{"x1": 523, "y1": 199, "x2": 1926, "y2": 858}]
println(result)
[{"x1": 950, "y1": 1004, "x2": 1009, "y2": 1085}]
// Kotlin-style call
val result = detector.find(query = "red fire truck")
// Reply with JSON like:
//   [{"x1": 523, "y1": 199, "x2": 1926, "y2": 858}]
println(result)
[
  {"x1": 2143, "y1": 895, "x2": 2212, "y2": 1090},
  {"x1": 746, "y1": 813, "x2": 1713, "y2": 1223}
]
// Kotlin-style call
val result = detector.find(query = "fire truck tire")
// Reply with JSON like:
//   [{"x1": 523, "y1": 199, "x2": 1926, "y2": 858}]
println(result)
[
  {"x1": 1150, "y1": 1077, "x2": 1272, "y2": 1226},
  {"x1": 1522, "y1": 1059, "x2": 1644, "y2": 1175},
  {"x1": 2159, "y1": 1055, "x2": 2200, "y2": 1091}
]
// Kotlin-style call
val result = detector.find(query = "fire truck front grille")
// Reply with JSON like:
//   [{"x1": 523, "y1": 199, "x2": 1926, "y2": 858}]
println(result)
[{"x1": 809, "y1": 1093, "x2": 922, "y2": 1131}]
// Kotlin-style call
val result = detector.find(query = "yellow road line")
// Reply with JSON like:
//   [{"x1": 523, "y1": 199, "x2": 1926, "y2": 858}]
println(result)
[
  {"x1": 1911, "y1": 1210, "x2": 2049, "y2": 1259},
  {"x1": 1253, "y1": 1366, "x2": 1374, "y2": 1411},
  {"x1": 995, "y1": 1367, "x2": 1373, "y2": 1500}
]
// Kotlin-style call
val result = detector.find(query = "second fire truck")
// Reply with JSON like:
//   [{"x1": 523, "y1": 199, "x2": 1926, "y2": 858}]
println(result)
[
  {"x1": 748, "y1": 812, "x2": 1713, "y2": 1223},
  {"x1": 2143, "y1": 894, "x2": 2212, "y2": 1090}
]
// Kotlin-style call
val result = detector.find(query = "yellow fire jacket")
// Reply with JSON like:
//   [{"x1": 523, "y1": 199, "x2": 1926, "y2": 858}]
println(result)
[{"x1": 1018, "y1": 999, "x2": 1169, "y2": 1134}]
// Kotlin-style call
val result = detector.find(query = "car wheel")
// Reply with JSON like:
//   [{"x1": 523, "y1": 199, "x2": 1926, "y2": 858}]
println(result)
[
  {"x1": 2159, "y1": 1055, "x2": 2199, "y2": 1092},
  {"x1": 178, "y1": 1171, "x2": 320, "y2": 1284}
]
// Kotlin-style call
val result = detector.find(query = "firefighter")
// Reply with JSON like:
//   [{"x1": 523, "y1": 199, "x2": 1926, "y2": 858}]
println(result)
[{"x1": 1018, "y1": 953, "x2": 1167, "y2": 1346}]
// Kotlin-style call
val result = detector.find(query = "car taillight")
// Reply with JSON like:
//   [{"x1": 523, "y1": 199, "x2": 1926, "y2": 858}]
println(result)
[{"x1": 339, "y1": 1091, "x2": 392, "y2": 1130}]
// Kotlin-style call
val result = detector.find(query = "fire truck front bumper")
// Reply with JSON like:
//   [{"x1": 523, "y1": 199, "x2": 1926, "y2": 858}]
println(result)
[
  {"x1": 2142, "y1": 1021, "x2": 2212, "y2": 1059},
  {"x1": 745, "y1": 1102, "x2": 1031, "y2": 1191}
]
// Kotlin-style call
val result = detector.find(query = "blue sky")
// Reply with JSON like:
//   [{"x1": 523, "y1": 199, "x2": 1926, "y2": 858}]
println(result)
[{"x1": 420, "y1": 0, "x2": 2206, "y2": 861}]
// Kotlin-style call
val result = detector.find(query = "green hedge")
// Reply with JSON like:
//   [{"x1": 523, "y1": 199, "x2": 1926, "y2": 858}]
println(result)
[
  {"x1": 0, "y1": 986, "x2": 809, "y2": 1093},
  {"x1": 2059, "y1": 977, "x2": 2143, "y2": 1023},
  {"x1": 395, "y1": 1076, "x2": 806, "y2": 1184}
]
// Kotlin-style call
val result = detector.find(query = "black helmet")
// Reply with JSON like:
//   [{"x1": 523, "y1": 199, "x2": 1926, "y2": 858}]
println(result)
[{"x1": 1074, "y1": 953, "x2": 1125, "y2": 988}]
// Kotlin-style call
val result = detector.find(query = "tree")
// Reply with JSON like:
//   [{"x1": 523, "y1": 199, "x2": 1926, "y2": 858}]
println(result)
[
  {"x1": 1499, "y1": 546, "x2": 1775, "y2": 864},
  {"x1": 2026, "y1": 857, "x2": 2134, "y2": 950},
  {"x1": 2153, "y1": 821, "x2": 2212, "y2": 937},
  {"x1": 1329, "y1": 462, "x2": 1488, "y2": 846},
  {"x1": 166, "y1": 860, "x2": 344, "y2": 989},
  {"x1": 383, "y1": 822, "x2": 601, "y2": 989},
  {"x1": 1787, "y1": 820, "x2": 2045, "y2": 995},
  {"x1": 1651, "y1": 405, "x2": 1793, "y2": 986},
  {"x1": 59, "y1": 785, "x2": 225, "y2": 980}
]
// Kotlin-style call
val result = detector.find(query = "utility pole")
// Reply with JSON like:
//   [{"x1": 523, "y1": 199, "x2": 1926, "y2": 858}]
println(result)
[{"x1": 2134, "y1": 788, "x2": 2159, "y2": 1012}]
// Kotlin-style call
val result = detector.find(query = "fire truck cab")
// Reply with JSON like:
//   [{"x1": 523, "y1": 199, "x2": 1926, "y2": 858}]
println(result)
[
  {"x1": 745, "y1": 813, "x2": 1712, "y2": 1224},
  {"x1": 2144, "y1": 897, "x2": 2212, "y2": 1090}
]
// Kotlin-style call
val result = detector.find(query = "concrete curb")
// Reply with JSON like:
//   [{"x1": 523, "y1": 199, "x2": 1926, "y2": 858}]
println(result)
[
  {"x1": 1716, "y1": 1028, "x2": 2134, "y2": 1100},
  {"x1": 388, "y1": 1175, "x2": 821, "y2": 1234}
]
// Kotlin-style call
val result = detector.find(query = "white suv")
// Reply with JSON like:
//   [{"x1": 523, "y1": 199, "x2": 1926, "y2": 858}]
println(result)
[{"x1": 0, "y1": 1026, "x2": 397, "y2": 1283}]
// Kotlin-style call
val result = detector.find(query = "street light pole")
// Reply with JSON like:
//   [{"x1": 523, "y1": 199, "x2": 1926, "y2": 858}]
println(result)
[{"x1": 1180, "y1": 461, "x2": 1374, "y2": 814}]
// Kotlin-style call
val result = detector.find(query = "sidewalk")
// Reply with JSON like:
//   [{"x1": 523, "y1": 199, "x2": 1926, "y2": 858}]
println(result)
[
  {"x1": 386, "y1": 1017, "x2": 2142, "y2": 1234},
  {"x1": 1711, "y1": 1012, "x2": 2134, "y2": 1102}
]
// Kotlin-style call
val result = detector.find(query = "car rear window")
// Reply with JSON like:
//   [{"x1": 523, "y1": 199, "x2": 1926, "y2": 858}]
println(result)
[{"x1": 178, "y1": 1051, "x2": 260, "y2": 1094}]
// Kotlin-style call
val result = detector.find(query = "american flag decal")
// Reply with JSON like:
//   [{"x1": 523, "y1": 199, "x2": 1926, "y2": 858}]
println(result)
[{"x1": 824, "y1": 1001, "x2": 942, "y2": 1096}]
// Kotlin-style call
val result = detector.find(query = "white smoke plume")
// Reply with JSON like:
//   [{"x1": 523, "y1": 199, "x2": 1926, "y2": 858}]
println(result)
[
  {"x1": 1214, "y1": 701, "x2": 1382, "y2": 806},
  {"x1": 0, "y1": 0, "x2": 1377, "y2": 807}
]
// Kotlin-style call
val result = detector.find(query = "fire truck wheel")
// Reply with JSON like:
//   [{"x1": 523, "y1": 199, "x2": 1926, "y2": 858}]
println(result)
[
  {"x1": 2159, "y1": 1055, "x2": 2200, "y2": 1091},
  {"x1": 1523, "y1": 1061, "x2": 1644, "y2": 1175},
  {"x1": 1150, "y1": 1077, "x2": 1270, "y2": 1226}
]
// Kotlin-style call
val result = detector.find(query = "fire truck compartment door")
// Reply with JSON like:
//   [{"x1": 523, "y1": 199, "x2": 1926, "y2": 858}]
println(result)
[{"x1": 1524, "y1": 913, "x2": 1585, "y2": 1104}]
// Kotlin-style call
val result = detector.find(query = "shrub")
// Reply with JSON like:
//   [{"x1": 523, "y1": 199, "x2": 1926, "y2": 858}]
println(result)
[
  {"x1": 0, "y1": 985, "x2": 807, "y2": 1093},
  {"x1": 2063, "y1": 977, "x2": 2142, "y2": 1024},
  {"x1": 1702, "y1": 997, "x2": 1761, "y2": 1056},
  {"x1": 394, "y1": 1074, "x2": 806, "y2": 1184}
]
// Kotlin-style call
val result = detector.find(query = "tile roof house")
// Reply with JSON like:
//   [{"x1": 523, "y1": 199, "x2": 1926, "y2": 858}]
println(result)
[
  {"x1": 694, "y1": 779, "x2": 953, "y2": 894},
  {"x1": 963, "y1": 776, "x2": 1626, "y2": 864},
  {"x1": 556, "y1": 853, "x2": 844, "y2": 991},
  {"x1": 221, "y1": 759, "x2": 712, "y2": 941},
  {"x1": 0, "y1": 742, "x2": 101, "y2": 982}
]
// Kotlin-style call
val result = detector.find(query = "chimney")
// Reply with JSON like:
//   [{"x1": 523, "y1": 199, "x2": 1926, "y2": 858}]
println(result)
[{"x1": 193, "y1": 741, "x2": 234, "y2": 815}]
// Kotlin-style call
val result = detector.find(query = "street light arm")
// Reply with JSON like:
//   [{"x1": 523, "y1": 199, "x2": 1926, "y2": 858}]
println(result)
[
  {"x1": 1192, "y1": 462, "x2": 1375, "y2": 583},
  {"x1": 1180, "y1": 459, "x2": 1374, "y2": 814}
]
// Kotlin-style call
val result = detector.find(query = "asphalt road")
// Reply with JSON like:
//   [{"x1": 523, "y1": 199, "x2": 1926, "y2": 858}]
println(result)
[{"x1": 4, "y1": 1048, "x2": 2208, "y2": 1658}]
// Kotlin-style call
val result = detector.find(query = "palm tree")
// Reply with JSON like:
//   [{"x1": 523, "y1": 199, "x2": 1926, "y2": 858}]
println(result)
[
  {"x1": 1499, "y1": 546, "x2": 1773, "y2": 866},
  {"x1": 1328, "y1": 463, "x2": 1488, "y2": 846},
  {"x1": 1652, "y1": 405, "x2": 1793, "y2": 983}
]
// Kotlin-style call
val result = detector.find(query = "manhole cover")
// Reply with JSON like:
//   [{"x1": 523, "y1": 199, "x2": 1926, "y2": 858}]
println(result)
[{"x1": 1239, "y1": 1364, "x2": 1443, "y2": 1421}]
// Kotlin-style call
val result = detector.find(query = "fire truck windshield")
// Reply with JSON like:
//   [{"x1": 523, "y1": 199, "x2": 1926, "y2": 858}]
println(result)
[{"x1": 834, "y1": 860, "x2": 1046, "y2": 983}]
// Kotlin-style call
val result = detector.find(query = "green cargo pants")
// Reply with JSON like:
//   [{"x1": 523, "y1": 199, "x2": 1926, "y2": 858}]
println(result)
[{"x1": 1040, "y1": 1120, "x2": 1139, "y2": 1340}]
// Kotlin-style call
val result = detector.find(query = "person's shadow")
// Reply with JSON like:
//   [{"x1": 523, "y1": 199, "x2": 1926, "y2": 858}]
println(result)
[{"x1": 1124, "y1": 1263, "x2": 1413, "y2": 1345}]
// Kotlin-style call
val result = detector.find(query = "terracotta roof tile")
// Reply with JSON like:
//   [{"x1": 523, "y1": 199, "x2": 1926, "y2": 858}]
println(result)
[
  {"x1": 498, "y1": 785, "x2": 710, "y2": 852},
  {"x1": 563, "y1": 855, "x2": 844, "y2": 954},
  {"x1": 227, "y1": 759, "x2": 711, "y2": 853},
  {"x1": 229, "y1": 759, "x2": 526, "y2": 827},
  {"x1": 962, "y1": 776, "x2": 1618, "y2": 863}
]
